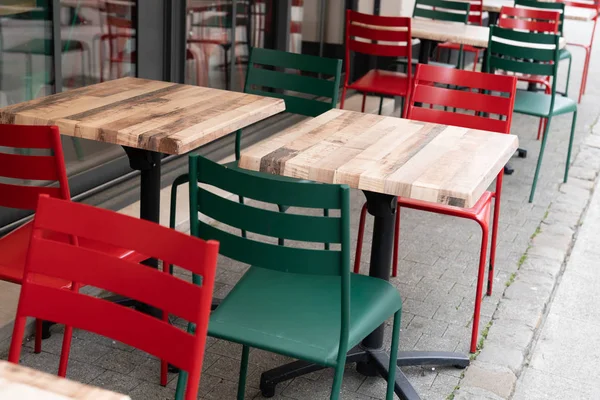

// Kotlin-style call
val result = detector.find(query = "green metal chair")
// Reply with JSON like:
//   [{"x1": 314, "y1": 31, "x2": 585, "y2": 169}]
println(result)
[
  {"x1": 514, "y1": 0, "x2": 572, "y2": 97},
  {"x1": 174, "y1": 155, "x2": 403, "y2": 400},
  {"x1": 486, "y1": 25, "x2": 577, "y2": 203},
  {"x1": 413, "y1": 0, "x2": 471, "y2": 68},
  {"x1": 169, "y1": 48, "x2": 342, "y2": 232}
]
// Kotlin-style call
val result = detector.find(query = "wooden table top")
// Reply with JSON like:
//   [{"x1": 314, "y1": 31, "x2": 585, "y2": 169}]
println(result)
[
  {"x1": 482, "y1": 0, "x2": 598, "y2": 21},
  {"x1": 0, "y1": 361, "x2": 129, "y2": 399},
  {"x1": 0, "y1": 77, "x2": 285, "y2": 155},
  {"x1": 239, "y1": 109, "x2": 519, "y2": 208},
  {"x1": 411, "y1": 18, "x2": 566, "y2": 48},
  {"x1": 0, "y1": 4, "x2": 41, "y2": 16}
]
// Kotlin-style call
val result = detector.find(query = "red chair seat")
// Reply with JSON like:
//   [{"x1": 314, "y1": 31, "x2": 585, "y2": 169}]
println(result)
[
  {"x1": 0, "y1": 221, "x2": 147, "y2": 288},
  {"x1": 348, "y1": 69, "x2": 410, "y2": 97},
  {"x1": 398, "y1": 190, "x2": 493, "y2": 220}
]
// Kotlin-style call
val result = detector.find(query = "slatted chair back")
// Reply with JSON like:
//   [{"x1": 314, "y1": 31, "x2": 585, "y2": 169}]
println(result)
[
  {"x1": 560, "y1": 0, "x2": 600, "y2": 18},
  {"x1": 515, "y1": 0, "x2": 566, "y2": 35},
  {"x1": 244, "y1": 47, "x2": 342, "y2": 118},
  {"x1": 188, "y1": 154, "x2": 351, "y2": 362},
  {"x1": 498, "y1": 6, "x2": 561, "y2": 33},
  {"x1": 413, "y1": 0, "x2": 471, "y2": 23},
  {"x1": 406, "y1": 64, "x2": 517, "y2": 134},
  {"x1": 467, "y1": 0, "x2": 485, "y2": 25},
  {"x1": 8, "y1": 195, "x2": 219, "y2": 400},
  {"x1": 0, "y1": 124, "x2": 70, "y2": 210},
  {"x1": 486, "y1": 25, "x2": 560, "y2": 112},
  {"x1": 344, "y1": 10, "x2": 412, "y2": 91}
]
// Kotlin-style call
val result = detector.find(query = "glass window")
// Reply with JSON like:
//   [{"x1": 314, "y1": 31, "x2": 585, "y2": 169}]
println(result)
[
  {"x1": 56, "y1": 0, "x2": 136, "y2": 176},
  {"x1": 185, "y1": 0, "x2": 276, "y2": 91}
]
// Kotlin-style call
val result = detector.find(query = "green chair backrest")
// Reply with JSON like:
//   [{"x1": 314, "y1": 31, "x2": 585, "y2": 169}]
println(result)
[
  {"x1": 485, "y1": 25, "x2": 560, "y2": 110},
  {"x1": 514, "y1": 0, "x2": 566, "y2": 35},
  {"x1": 413, "y1": 0, "x2": 470, "y2": 23},
  {"x1": 243, "y1": 48, "x2": 342, "y2": 117},
  {"x1": 188, "y1": 154, "x2": 352, "y2": 355},
  {"x1": 235, "y1": 48, "x2": 342, "y2": 159}
]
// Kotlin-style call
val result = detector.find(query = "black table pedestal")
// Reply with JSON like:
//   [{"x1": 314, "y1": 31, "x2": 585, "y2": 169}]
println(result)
[{"x1": 258, "y1": 191, "x2": 469, "y2": 400}]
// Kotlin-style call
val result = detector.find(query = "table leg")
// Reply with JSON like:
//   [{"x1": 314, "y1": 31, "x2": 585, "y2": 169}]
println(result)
[
  {"x1": 415, "y1": 39, "x2": 433, "y2": 108},
  {"x1": 488, "y1": 11, "x2": 499, "y2": 26},
  {"x1": 122, "y1": 147, "x2": 162, "y2": 319}
]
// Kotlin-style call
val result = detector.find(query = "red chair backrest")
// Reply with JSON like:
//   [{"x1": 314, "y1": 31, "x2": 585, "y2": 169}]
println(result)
[
  {"x1": 406, "y1": 64, "x2": 517, "y2": 134},
  {"x1": 8, "y1": 195, "x2": 220, "y2": 400},
  {"x1": 498, "y1": 6, "x2": 561, "y2": 33},
  {"x1": 345, "y1": 10, "x2": 412, "y2": 86},
  {"x1": 560, "y1": 0, "x2": 599, "y2": 11},
  {"x1": 0, "y1": 125, "x2": 70, "y2": 210},
  {"x1": 467, "y1": 0, "x2": 484, "y2": 25}
]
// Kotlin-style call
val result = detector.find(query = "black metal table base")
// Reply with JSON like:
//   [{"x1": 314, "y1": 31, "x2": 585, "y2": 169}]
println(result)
[{"x1": 259, "y1": 346, "x2": 469, "y2": 399}]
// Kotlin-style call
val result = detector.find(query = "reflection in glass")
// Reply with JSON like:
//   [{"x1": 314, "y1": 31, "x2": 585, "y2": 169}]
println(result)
[{"x1": 185, "y1": 0, "x2": 275, "y2": 91}]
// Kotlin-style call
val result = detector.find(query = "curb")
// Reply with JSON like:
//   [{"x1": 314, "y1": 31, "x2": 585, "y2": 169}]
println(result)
[{"x1": 449, "y1": 133, "x2": 600, "y2": 399}]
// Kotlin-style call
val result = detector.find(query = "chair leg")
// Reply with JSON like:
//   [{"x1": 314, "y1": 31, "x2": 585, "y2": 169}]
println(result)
[
  {"x1": 57, "y1": 326, "x2": 73, "y2": 377},
  {"x1": 34, "y1": 319, "x2": 42, "y2": 354},
  {"x1": 353, "y1": 203, "x2": 368, "y2": 274},
  {"x1": 361, "y1": 94, "x2": 367, "y2": 113},
  {"x1": 564, "y1": 54, "x2": 572, "y2": 97},
  {"x1": 237, "y1": 345, "x2": 250, "y2": 400},
  {"x1": 529, "y1": 117, "x2": 552, "y2": 203},
  {"x1": 386, "y1": 310, "x2": 402, "y2": 400},
  {"x1": 472, "y1": 50, "x2": 479, "y2": 71},
  {"x1": 392, "y1": 205, "x2": 400, "y2": 278},
  {"x1": 581, "y1": 47, "x2": 591, "y2": 95},
  {"x1": 537, "y1": 118, "x2": 545, "y2": 141},
  {"x1": 470, "y1": 218, "x2": 490, "y2": 353},
  {"x1": 578, "y1": 48, "x2": 590, "y2": 103},
  {"x1": 330, "y1": 364, "x2": 344, "y2": 400},
  {"x1": 340, "y1": 86, "x2": 347, "y2": 109},
  {"x1": 488, "y1": 172, "x2": 503, "y2": 296},
  {"x1": 378, "y1": 96, "x2": 384, "y2": 115},
  {"x1": 564, "y1": 112, "x2": 578, "y2": 183}
]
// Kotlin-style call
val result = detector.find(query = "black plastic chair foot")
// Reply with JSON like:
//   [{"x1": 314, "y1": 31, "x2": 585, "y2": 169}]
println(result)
[
  {"x1": 517, "y1": 149, "x2": 527, "y2": 158},
  {"x1": 504, "y1": 164, "x2": 514, "y2": 175}
]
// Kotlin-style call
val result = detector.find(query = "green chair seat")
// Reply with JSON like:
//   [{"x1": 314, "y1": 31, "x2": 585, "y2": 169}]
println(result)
[
  {"x1": 514, "y1": 90, "x2": 577, "y2": 117},
  {"x1": 209, "y1": 267, "x2": 402, "y2": 367},
  {"x1": 559, "y1": 48, "x2": 572, "y2": 61}
]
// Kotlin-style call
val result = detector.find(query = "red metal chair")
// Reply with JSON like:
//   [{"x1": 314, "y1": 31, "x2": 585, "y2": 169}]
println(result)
[
  {"x1": 560, "y1": 0, "x2": 599, "y2": 103},
  {"x1": 0, "y1": 124, "x2": 145, "y2": 370},
  {"x1": 498, "y1": 6, "x2": 561, "y2": 140},
  {"x1": 353, "y1": 64, "x2": 517, "y2": 354},
  {"x1": 436, "y1": 0, "x2": 484, "y2": 71},
  {"x1": 8, "y1": 195, "x2": 219, "y2": 400},
  {"x1": 341, "y1": 10, "x2": 412, "y2": 117}
]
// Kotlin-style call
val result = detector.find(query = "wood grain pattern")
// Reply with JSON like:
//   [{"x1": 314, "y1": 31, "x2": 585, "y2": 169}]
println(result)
[
  {"x1": 0, "y1": 361, "x2": 130, "y2": 400},
  {"x1": 0, "y1": 77, "x2": 285, "y2": 155},
  {"x1": 239, "y1": 109, "x2": 519, "y2": 208}
]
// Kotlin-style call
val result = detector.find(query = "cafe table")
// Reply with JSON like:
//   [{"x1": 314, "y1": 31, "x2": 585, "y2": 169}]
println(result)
[
  {"x1": 411, "y1": 18, "x2": 567, "y2": 65},
  {"x1": 239, "y1": 109, "x2": 519, "y2": 399},
  {"x1": 0, "y1": 76, "x2": 284, "y2": 310},
  {"x1": 0, "y1": 360, "x2": 129, "y2": 399}
]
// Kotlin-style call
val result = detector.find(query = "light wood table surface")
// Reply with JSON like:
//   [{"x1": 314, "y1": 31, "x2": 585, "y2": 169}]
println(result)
[
  {"x1": 239, "y1": 109, "x2": 519, "y2": 208},
  {"x1": 0, "y1": 77, "x2": 285, "y2": 155},
  {"x1": 411, "y1": 18, "x2": 567, "y2": 48},
  {"x1": 0, "y1": 361, "x2": 129, "y2": 399},
  {"x1": 0, "y1": 4, "x2": 41, "y2": 16},
  {"x1": 482, "y1": 0, "x2": 598, "y2": 21}
]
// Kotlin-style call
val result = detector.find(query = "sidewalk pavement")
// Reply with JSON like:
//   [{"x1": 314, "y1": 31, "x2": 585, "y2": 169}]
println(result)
[{"x1": 511, "y1": 179, "x2": 600, "y2": 400}]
